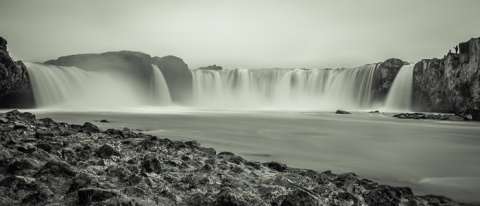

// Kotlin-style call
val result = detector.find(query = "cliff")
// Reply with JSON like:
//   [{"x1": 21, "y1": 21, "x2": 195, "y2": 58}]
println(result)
[
  {"x1": 371, "y1": 58, "x2": 409, "y2": 105},
  {"x1": 0, "y1": 37, "x2": 35, "y2": 108},
  {"x1": 412, "y1": 37, "x2": 480, "y2": 113},
  {"x1": 0, "y1": 110, "x2": 460, "y2": 205},
  {"x1": 152, "y1": 56, "x2": 193, "y2": 104}
]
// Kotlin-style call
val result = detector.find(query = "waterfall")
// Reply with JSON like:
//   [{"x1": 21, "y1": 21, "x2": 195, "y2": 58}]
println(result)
[
  {"x1": 384, "y1": 64, "x2": 415, "y2": 112},
  {"x1": 190, "y1": 64, "x2": 378, "y2": 109},
  {"x1": 25, "y1": 62, "x2": 156, "y2": 108},
  {"x1": 151, "y1": 65, "x2": 172, "y2": 105}
]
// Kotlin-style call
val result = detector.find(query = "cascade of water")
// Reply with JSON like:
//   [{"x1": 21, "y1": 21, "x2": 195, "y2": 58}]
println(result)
[
  {"x1": 151, "y1": 65, "x2": 172, "y2": 105},
  {"x1": 384, "y1": 64, "x2": 415, "y2": 112},
  {"x1": 25, "y1": 62, "x2": 146, "y2": 108},
  {"x1": 190, "y1": 64, "x2": 378, "y2": 109}
]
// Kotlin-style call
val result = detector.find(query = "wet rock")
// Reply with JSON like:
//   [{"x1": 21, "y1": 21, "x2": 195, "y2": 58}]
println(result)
[
  {"x1": 17, "y1": 146, "x2": 37, "y2": 154},
  {"x1": 7, "y1": 159, "x2": 38, "y2": 175},
  {"x1": 35, "y1": 161, "x2": 76, "y2": 178},
  {"x1": 67, "y1": 173, "x2": 93, "y2": 193},
  {"x1": 335, "y1": 110, "x2": 351, "y2": 114},
  {"x1": 80, "y1": 122, "x2": 100, "y2": 133},
  {"x1": 35, "y1": 142, "x2": 52, "y2": 152},
  {"x1": 35, "y1": 129, "x2": 55, "y2": 139},
  {"x1": 265, "y1": 161, "x2": 288, "y2": 172},
  {"x1": 364, "y1": 185, "x2": 413, "y2": 206},
  {"x1": 21, "y1": 191, "x2": 50, "y2": 205},
  {"x1": 369, "y1": 110, "x2": 380, "y2": 113},
  {"x1": 98, "y1": 119, "x2": 109, "y2": 123},
  {"x1": 281, "y1": 189, "x2": 319, "y2": 206},
  {"x1": 96, "y1": 144, "x2": 121, "y2": 159},
  {"x1": 78, "y1": 188, "x2": 117, "y2": 205},
  {"x1": 0, "y1": 176, "x2": 39, "y2": 192},
  {"x1": 141, "y1": 157, "x2": 162, "y2": 174}
]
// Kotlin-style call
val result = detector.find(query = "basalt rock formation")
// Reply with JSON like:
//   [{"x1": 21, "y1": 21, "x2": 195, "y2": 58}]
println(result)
[
  {"x1": 371, "y1": 58, "x2": 409, "y2": 105},
  {"x1": 412, "y1": 37, "x2": 480, "y2": 113},
  {"x1": 198, "y1": 64, "x2": 223, "y2": 71},
  {"x1": 152, "y1": 55, "x2": 192, "y2": 104},
  {"x1": 0, "y1": 37, "x2": 35, "y2": 108},
  {"x1": 0, "y1": 110, "x2": 461, "y2": 205}
]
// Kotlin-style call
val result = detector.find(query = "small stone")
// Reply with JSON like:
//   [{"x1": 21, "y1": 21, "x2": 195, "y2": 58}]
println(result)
[
  {"x1": 35, "y1": 143, "x2": 53, "y2": 152},
  {"x1": 22, "y1": 191, "x2": 49, "y2": 205},
  {"x1": 95, "y1": 144, "x2": 121, "y2": 159},
  {"x1": 80, "y1": 122, "x2": 100, "y2": 133},
  {"x1": 99, "y1": 119, "x2": 109, "y2": 123},
  {"x1": 35, "y1": 130, "x2": 55, "y2": 139},
  {"x1": 141, "y1": 158, "x2": 162, "y2": 174},
  {"x1": 78, "y1": 188, "x2": 117, "y2": 204},
  {"x1": 265, "y1": 161, "x2": 288, "y2": 172},
  {"x1": 34, "y1": 161, "x2": 77, "y2": 178}
]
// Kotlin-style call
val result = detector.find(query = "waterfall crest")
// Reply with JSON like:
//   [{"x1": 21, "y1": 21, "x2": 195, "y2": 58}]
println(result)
[
  {"x1": 191, "y1": 64, "x2": 378, "y2": 109},
  {"x1": 151, "y1": 64, "x2": 172, "y2": 105},
  {"x1": 384, "y1": 64, "x2": 415, "y2": 112}
]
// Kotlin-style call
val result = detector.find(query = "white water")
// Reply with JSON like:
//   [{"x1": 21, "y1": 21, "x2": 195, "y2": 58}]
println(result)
[
  {"x1": 151, "y1": 64, "x2": 172, "y2": 105},
  {"x1": 384, "y1": 64, "x2": 415, "y2": 112},
  {"x1": 25, "y1": 62, "x2": 172, "y2": 108},
  {"x1": 191, "y1": 64, "x2": 377, "y2": 110}
]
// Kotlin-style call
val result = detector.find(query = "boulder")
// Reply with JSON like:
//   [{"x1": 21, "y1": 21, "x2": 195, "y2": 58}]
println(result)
[
  {"x1": 34, "y1": 161, "x2": 76, "y2": 178},
  {"x1": 281, "y1": 189, "x2": 319, "y2": 206},
  {"x1": 335, "y1": 110, "x2": 351, "y2": 114},
  {"x1": 95, "y1": 144, "x2": 121, "y2": 159},
  {"x1": 77, "y1": 188, "x2": 117, "y2": 205}
]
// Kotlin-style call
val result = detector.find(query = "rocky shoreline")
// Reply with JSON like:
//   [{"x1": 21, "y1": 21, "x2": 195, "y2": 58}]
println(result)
[{"x1": 0, "y1": 110, "x2": 466, "y2": 206}]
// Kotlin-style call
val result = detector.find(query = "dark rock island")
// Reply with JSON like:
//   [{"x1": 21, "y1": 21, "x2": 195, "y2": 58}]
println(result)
[{"x1": 0, "y1": 110, "x2": 462, "y2": 205}]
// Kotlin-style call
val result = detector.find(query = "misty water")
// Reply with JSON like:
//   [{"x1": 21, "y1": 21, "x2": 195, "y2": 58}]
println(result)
[{"x1": 18, "y1": 108, "x2": 479, "y2": 203}]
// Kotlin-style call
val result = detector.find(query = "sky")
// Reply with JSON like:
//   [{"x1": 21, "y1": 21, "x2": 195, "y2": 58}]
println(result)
[{"x1": 1, "y1": 0, "x2": 480, "y2": 69}]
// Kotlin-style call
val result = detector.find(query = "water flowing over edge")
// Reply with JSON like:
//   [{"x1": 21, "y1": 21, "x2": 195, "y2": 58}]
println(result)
[
  {"x1": 191, "y1": 64, "x2": 377, "y2": 110},
  {"x1": 25, "y1": 62, "x2": 172, "y2": 109},
  {"x1": 383, "y1": 64, "x2": 415, "y2": 112}
]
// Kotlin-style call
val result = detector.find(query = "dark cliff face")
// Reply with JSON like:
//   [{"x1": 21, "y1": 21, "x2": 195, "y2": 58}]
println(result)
[
  {"x1": 371, "y1": 58, "x2": 408, "y2": 104},
  {"x1": 0, "y1": 37, "x2": 35, "y2": 108},
  {"x1": 412, "y1": 37, "x2": 480, "y2": 113},
  {"x1": 152, "y1": 56, "x2": 193, "y2": 104}
]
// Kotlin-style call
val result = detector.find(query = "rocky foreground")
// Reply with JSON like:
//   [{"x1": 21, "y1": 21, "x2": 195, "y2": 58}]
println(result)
[{"x1": 0, "y1": 110, "x2": 465, "y2": 206}]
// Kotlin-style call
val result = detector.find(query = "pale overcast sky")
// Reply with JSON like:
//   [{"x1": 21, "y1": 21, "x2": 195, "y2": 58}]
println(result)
[{"x1": 1, "y1": 0, "x2": 479, "y2": 69}]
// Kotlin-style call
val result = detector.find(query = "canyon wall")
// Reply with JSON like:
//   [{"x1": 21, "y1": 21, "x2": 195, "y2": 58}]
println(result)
[
  {"x1": 0, "y1": 37, "x2": 35, "y2": 108},
  {"x1": 412, "y1": 37, "x2": 480, "y2": 113}
]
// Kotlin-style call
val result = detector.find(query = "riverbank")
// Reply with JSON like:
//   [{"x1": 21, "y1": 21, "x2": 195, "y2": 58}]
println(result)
[{"x1": 0, "y1": 110, "x2": 467, "y2": 205}]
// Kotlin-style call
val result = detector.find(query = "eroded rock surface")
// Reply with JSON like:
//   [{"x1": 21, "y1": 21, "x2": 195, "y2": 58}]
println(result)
[{"x1": 0, "y1": 37, "x2": 35, "y2": 108}]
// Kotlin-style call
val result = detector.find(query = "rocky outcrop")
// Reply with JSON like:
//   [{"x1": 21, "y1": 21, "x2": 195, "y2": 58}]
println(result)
[
  {"x1": 393, "y1": 112, "x2": 468, "y2": 121},
  {"x1": 0, "y1": 110, "x2": 462, "y2": 205},
  {"x1": 198, "y1": 64, "x2": 223, "y2": 71},
  {"x1": 371, "y1": 58, "x2": 409, "y2": 104},
  {"x1": 412, "y1": 37, "x2": 480, "y2": 113},
  {"x1": 0, "y1": 37, "x2": 35, "y2": 108},
  {"x1": 152, "y1": 56, "x2": 193, "y2": 104}
]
